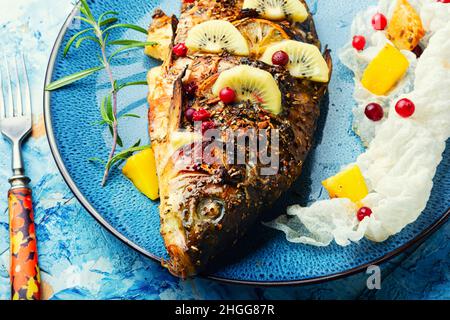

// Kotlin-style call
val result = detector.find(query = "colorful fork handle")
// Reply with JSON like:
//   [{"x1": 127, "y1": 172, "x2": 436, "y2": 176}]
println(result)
[{"x1": 8, "y1": 187, "x2": 41, "y2": 300}]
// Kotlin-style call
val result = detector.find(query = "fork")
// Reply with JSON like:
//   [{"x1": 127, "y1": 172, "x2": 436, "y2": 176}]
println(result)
[{"x1": 0, "y1": 55, "x2": 41, "y2": 300}]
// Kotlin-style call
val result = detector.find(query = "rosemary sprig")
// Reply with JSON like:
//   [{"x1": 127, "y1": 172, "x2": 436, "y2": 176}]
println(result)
[
  {"x1": 45, "y1": 0, "x2": 155, "y2": 186},
  {"x1": 89, "y1": 140, "x2": 149, "y2": 173}
]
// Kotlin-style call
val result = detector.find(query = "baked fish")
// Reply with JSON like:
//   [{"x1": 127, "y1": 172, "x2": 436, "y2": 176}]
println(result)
[{"x1": 146, "y1": 0, "x2": 332, "y2": 277}]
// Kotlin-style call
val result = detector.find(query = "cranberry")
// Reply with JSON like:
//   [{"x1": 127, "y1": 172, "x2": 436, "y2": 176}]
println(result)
[
  {"x1": 173, "y1": 43, "x2": 188, "y2": 57},
  {"x1": 219, "y1": 87, "x2": 237, "y2": 104},
  {"x1": 357, "y1": 207, "x2": 373, "y2": 221},
  {"x1": 437, "y1": 0, "x2": 450, "y2": 3},
  {"x1": 352, "y1": 35, "x2": 366, "y2": 51},
  {"x1": 184, "y1": 0, "x2": 195, "y2": 3},
  {"x1": 272, "y1": 50, "x2": 290, "y2": 66},
  {"x1": 364, "y1": 103, "x2": 384, "y2": 121},
  {"x1": 184, "y1": 82, "x2": 197, "y2": 97},
  {"x1": 185, "y1": 108, "x2": 196, "y2": 122},
  {"x1": 412, "y1": 45, "x2": 423, "y2": 58},
  {"x1": 372, "y1": 13, "x2": 388, "y2": 30},
  {"x1": 202, "y1": 121, "x2": 216, "y2": 133},
  {"x1": 192, "y1": 108, "x2": 211, "y2": 122},
  {"x1": 395, "y1": 98, "x2": 415, "y2": 118}
]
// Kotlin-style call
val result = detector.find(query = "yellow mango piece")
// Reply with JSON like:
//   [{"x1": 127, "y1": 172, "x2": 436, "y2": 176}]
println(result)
[
  {"x1": 322, "y1": 165, "x2": 369, "y2": 203},
  {"x1": 361, "y1": 44, "x2": 409, "y2": 96},
  {"x1": 387, "y1": 0, "x2": 425, "y2": 51},
  {"x1": 122, "y1": 147, "x2": 159, "y2": 200}
]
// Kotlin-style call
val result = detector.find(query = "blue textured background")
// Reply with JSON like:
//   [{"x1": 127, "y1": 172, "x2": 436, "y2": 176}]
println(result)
[{"x1": 0, "y1": 0, "x2": 449, "y2": 299}]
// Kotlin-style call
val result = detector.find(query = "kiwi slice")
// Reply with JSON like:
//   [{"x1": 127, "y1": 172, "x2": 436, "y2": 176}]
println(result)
[
  {"x1": 260, "y1": 40, "x2": 329, "y2": 82},
  {"x1": 212, "y1": 65, "x2": 282, "y2": 115},
  {"x1": 243, "y1": 0, "x2": 308, "y2": 23},
  {"x1": 185, "y1": 20, "x2": 250, "y2": 56}
]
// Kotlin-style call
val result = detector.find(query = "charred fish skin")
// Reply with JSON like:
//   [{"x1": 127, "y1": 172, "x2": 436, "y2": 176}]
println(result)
[{"x1": 147, "y1": 0, "x2": 332, "y2": 277}]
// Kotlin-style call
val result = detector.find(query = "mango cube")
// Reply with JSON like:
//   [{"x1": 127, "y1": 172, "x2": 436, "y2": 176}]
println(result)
[
  {"x1": 361, "y1": 44, "x2": 409, "y2": 96},
  {"x1": 322, "y1": 165, "x2": 368, "y2": 203},
  {"x1": 122, "y1": 147, "x2": 159, "y2": 201}
]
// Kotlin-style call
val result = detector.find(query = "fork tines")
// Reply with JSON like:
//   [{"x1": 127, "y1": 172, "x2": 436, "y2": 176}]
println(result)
[{"x1": 0, "y1": 54, "x2": 32, "y2": 120}]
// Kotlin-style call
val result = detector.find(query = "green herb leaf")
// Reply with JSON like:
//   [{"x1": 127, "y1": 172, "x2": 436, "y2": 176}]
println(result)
[
  {"x1": 45, "y1": 66, "x2": 105, "y2": 91},
  {"x1": 97, "y1": 113, "x2": 141, "y2": 124},
  {"x1": 115, "y1": 80, "x2": 148, "y2": 91},
  {"x1": 88, "y1": 157, "x2": 106, "y2": 164},
  {"x1": 106, "y1": 94, "x2": 114, "y2": 122},
  {"x1": 117, "y1": 134, "x2": 123, "y2": 148},
  {"x1": 102, "y1": 23, "x2": 148, "y2": 35},
  {"x1": 96, "y1": 54, "x2": 104, "y2": 65},
  {"x1": 105, "y1": 140, "x2": 149, "y2": 172},
  {"x1": 100, "y1": 95, "x2": 112, "y2": 125},
  {"x1": 100, "y1": 94, "x2": 122, "y2": 146},
  {"x1": 75, "y1": 36, "x2": 101, "y2": 48},
  {"x1": 80, "y1": 0, "x2": 95, "y2": 21},
  {"x1": 75, "y1": 16, "x2": 97, "y2": 27},
  {"x1": 63, "y1": 28, "x2": 94, "y2": 57},
  {"x1": 100, "y1": 17, "x2": 119, "y2": 27},
  {"x1": 98, "y1": 10, "x2": 119, "y2": 26},
  {"x1": 107, "y1": 39, "x2": 148, "y2": 46},
  {"x1": 91, "y1": 120, "x2": 106, "y2": 126},
  {"x1": 103, "y1": 32, "x2": 110, "y2": 44},
  {"x1": 108, "y1": 42, "x2": 157, "y2": 62},
  {"x1": 113, "y1": 80, "x2": 119, "y2": 91},
  {"x1": 121, "y1": 113, "x2": 141, "y2": 119}
]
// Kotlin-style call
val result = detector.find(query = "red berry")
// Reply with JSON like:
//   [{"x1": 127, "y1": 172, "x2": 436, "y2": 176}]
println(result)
[
  {"x1": 202, "y1": 121, "x2": 216, "y2": 133},
  {"x1": 185, "y1": 108, "x2": 195, "y2": 122},
  {"x1": 437, "y1": 0, "x2": 450, "y2": 3},
  {"x1": 173, "y1": 43, "x2": 188, "y2": 57},
  {"x1": 219, "y1": 87, "x2": 237, "y2": 104},
  {"x1": 184, "y1": 82, "x2": 197, "y2": 97},
  {"x1": 192, "y1": 108, "x2": 211, "y2": 122},
  {"x1": 395, "y1": 98, "x2": 415, "y2": 118},
  {"x1": 184, "y1": 0, "x2": 195, "y2": 3},
  {"x1": 372, "y1": 13, "x2": 388, "y2": 30},
  {"x1": 272, "y1": 50, "x2": 290, "y2": 66},
  {"x1": 357, "y1": 207, "x2": 373, "y2": 221},
  {"x1": 352, "y1": 35, "x2": 366, "y2": 51},
  {"x1": 364, "y1": 103, "x2": 384, "y2": 122}
]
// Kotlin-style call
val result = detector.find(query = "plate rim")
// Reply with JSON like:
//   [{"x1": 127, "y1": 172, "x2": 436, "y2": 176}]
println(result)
[{"x1": 43, "y1": 0, "x2": 450, "y2": 286}]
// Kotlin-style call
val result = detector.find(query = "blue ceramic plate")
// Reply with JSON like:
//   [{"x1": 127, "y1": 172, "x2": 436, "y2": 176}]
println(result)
[{"x1": 44, "y1": 0, "x2": 449, "y2": 285}]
